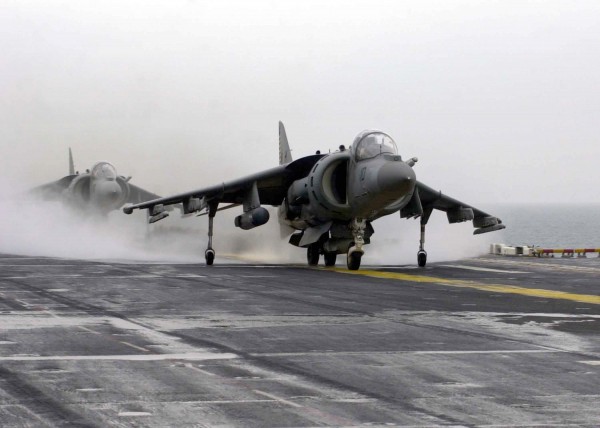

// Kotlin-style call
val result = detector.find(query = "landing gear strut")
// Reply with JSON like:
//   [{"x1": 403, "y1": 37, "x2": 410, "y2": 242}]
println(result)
[
  {"x1": 347, "y1": 218, "x2": 366, "y2": 270},
  {"x1": 205, "y1": 203, "x2": 217, "y2": 266},
  {"x1": 417, "y1": 222, "x2": 427, "y2": 267}
]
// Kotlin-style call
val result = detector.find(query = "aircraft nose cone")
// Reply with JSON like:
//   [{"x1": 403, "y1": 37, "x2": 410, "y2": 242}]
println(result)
[
  {"x1": 96, "y1": 181, "x2": 123, "y2": 205},
  {"x1": 377, "y1": 161, "x2": 416, "y2": 195}
]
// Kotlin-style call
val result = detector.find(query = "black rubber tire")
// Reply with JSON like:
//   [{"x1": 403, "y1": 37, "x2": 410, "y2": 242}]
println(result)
[
  {"x1": 324, "y1": 252, "x2": 337, "y2": 267},
  {"x1": 307, "y1": 244, "x2": 320, "y2": 266},
  {"x1": 347, "y1": 251, "x2": 362, "y2": 270},
  {"x1": 205, "y1": 249, "x2": 215, "y2": 266},
  {"x1": 417, "y1": 250, "x2": 427, "y2": 267}
]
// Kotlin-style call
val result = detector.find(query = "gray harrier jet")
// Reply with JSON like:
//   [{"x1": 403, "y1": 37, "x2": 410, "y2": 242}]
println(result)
[
  {"x1": 32, "y1": 149, "x2": 160, "y2": 215},
  {"x1": 123, "y1": 122, "x2": 505, "y2": 269}
]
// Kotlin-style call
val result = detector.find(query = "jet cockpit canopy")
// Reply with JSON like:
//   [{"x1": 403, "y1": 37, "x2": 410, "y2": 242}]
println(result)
[
  {"x1": 352, "y1": 131, "x2": 398, "y2": 161},
  {"x1": 91, "y1": 162, "x2": 117, "y2": 181}
]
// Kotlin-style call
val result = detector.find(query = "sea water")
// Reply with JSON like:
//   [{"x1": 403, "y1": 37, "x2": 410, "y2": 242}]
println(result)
[{"x1": 490, "y1": 204, "x2": 600, "y2": 249}]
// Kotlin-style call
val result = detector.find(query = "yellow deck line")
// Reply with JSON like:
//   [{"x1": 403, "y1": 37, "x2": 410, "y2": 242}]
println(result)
[{"x1": 329, "y1": 268, "x2": 600, "y2": 305}]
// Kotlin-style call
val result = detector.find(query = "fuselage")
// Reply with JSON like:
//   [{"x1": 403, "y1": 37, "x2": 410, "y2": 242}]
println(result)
[
  {"x1": 89, "y1": 162, "x2": 123, "y2": 209},
  {"x1": 279, "y1": 131, "x2": 416, "y2": 230},
  {"x1": 65, "y1": 162, "x2": 128, "y2": 214}
]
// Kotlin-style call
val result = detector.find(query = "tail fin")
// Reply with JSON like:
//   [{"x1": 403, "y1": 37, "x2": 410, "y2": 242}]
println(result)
[
  {"x1": 279, "y1": 121, "x2": 292, "y2": 165},
  {"x1": 68, "y1": 148, "x2": 75, "y2": 175}
]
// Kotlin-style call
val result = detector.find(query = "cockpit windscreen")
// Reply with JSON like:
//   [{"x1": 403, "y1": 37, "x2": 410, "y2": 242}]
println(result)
[
  {"x1": 91, "y1": 162, "x2": 117, "y2": 180},
  {"x1": 353, "y1": 132, "x2": 398, "y2": 161}
]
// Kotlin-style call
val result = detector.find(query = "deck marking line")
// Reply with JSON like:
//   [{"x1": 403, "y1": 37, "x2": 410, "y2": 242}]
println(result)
[
  {"x1": 439, "y1": 264, "x2": 529, "y2": 274},
  {"x1": 251, "y1": 349, "x2": 563, "y2": 357},
  {"x1": 181, "y1": 399, "x2": 278, "y2": 405},
  {"x1": 476, "y1": 424, "x2": 595, "y2": 427},
  {"x1": 120, "y1": 341, "x2": 150, "y2": 352},
  {"x1": 78, "y1": 326, "x2": 101, "y2": 335},
  {"x1": 253, "y1": 390, "x2": 302, "y2": 408},
  {"x1": 0, "y1": 352, "x2": 237, "y2": 361},
  {"x1": 239, "y1": 275, "x2": 278, "y2": 278},
  {"x1": 330, "y1": 268, "x2": 600, "y2": 305},
  {"x1": 118, "y1": 411, "x2": 152, "y2": 417},
  {"x1": 579, "y1": 360, "x2": 600, "y2": 366},
  {"x1": 184, "y1": 362, "x2": 216, "y2": 376}
]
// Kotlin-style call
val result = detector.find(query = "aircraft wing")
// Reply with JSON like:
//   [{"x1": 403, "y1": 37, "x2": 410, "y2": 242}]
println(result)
[
  {"x1": 29, "y1": 175, "x2": 77, "y2": 200},
  {"x1": 123, "y1": 155, "x2": 323, "y2": 215},
  {"x1": 126, "y1": 183, "x2": 162, "y2": 204},
  {"x1": 415, "y1": 181, "x2": 505, "y2": 234}
]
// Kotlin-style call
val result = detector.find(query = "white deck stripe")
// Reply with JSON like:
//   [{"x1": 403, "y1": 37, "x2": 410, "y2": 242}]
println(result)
[
  {"x1": 119, "y1": 341, "x2": 150, "y2": 352},
  {"x1": 77, "y1": 326, "x2": 101, "y2": 335},
  {"x1": 253, "y1": 390, "x2": 302, "y2": 408},
  {"x1": 184, "y1": 362, "x2": 216, "y2": 376},
  {"x1": 0, "y1": 352, "x2": 237, "y2": 361},
  {"x1": 118, "y1": 412, "x2": 152, "y2": 417},
  {"x1": 251, "y1": 349, "x2": 564, "y2": 357}
]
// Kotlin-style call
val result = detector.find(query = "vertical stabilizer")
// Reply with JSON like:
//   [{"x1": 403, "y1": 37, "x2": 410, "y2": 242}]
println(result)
[
  {"x1": 279, "y1": 121, "x2": 292, "y2": 165},
  {"x1": 68, "y1": 148, "x2": 75, "y2": 175}
]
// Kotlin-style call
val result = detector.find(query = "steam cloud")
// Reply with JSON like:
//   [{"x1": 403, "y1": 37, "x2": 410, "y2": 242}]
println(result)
[{"x1": 0, "y1": 177, "x2": 495, "y2": 266}]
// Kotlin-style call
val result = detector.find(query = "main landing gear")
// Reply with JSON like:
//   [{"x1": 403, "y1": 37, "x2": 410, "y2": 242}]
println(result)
[
  {"x1": 303, "y1": 220, "x2": 369, "y2": 270},
  {"x1": 324, "y1": 251, "x2": 337, "y2": 267},
  {"x1": 307, "y1": 243, "x2": 320, "y2": 266},
  {"x1": 306, "y1": 236, "x2": 337, "y2": 267}
]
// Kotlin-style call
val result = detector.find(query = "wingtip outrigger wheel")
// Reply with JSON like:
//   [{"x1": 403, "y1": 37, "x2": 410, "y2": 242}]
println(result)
[
  {"x1": 417, "y1": 220, "x2": 428, "y2": 267},
  {"x1": 205, "y1": 248, "x2": 215, "y2": 266},
  {"x1": 417, "y1": 250, "x2": 427, "y2": 267},
  {"x1": 204, "y1": 201, "x2": 218, "y2": 266}
]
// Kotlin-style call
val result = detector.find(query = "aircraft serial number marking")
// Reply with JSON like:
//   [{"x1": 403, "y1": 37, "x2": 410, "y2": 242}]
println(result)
[{"x1": 330, "y1": 268, "x2": 600, "y2": 305}]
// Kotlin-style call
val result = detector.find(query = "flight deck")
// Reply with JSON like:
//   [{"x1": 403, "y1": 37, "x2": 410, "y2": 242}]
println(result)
[{"x1": 0, "y1": 253, "x2": 598, "y2": 427}]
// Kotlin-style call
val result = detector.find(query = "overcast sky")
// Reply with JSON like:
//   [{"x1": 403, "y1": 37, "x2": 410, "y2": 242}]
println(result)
[{"x1": 2, "y1": 0, "x2": 600, "y2": 204}]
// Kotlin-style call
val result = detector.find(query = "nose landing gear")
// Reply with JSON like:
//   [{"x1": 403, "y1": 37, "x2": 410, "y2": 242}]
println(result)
[
  {"x1": 347, "y1": 250, "x2": 362, "y2": 270},
  {"x1": 347, "y1": 218, "x2": 366, "y2": 270}
]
